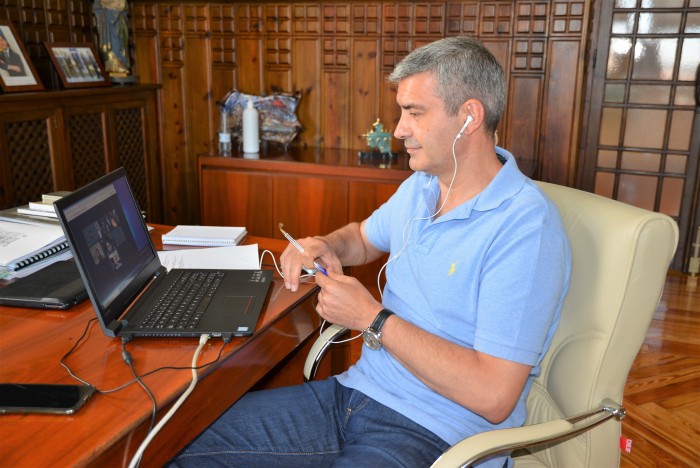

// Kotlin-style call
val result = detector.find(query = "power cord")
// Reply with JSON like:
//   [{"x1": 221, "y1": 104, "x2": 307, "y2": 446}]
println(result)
[
  {"x1": 128, "y1": 333, "x2": 211, "y2": 468},
  {"x1": 122, "y1": 341, "x2": 157, "y2": 436},
  {"x1": 61, "y1": 318, "x2": 226, "y2": 393}
]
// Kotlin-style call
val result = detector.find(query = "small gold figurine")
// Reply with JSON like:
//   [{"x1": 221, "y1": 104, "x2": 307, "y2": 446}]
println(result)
[{"x1": 362, "y1": 119, "x2": 393, "y2": 154}]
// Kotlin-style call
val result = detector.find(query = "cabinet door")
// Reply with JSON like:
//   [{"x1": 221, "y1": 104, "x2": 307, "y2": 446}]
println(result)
[
  {"x1": 0, "y1": 109, "x2": 64, "y2": 208},
  {"x1": 273, "y1": 175, "x2": 348, "y2": 240},
  {"x1": 200, "y1": 169, "x2": 274, "y2": 236}
]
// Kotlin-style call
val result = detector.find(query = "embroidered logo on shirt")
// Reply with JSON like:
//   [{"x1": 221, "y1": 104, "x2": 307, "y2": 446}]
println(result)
[{"x1": 448, "y1": 263, "x2": 456, "y2": 275}]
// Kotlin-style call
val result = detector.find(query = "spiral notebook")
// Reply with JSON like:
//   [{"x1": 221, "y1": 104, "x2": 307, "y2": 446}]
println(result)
[
  {"x1": 162, "y1": 225, "x2": 247, "y2": 247},
  {"x1": 0, "y1": 220, "x2": 70, "y2": 279}
]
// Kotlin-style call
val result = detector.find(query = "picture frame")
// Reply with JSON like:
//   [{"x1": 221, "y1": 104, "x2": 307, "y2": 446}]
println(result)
[
  {"x1": 0, "y1": 20, "x2": 44, "y2": 92},
  {"x1": 45, "y1": 42, "x2": 110, "y2": 89}
]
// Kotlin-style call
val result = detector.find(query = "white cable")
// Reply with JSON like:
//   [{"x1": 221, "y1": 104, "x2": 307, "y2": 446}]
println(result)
[
  {"x1": 259, "y1": 249, "x2": 314, "y2": 280},
  {"x1": 377, "y1": 132, "x2": 460, "y2": 298},
  {"x1": 127, "y1": 334, "x2": 211, "y2": 468},
  {"x1": 318, "y1": 319, "x2": 361, "y2": 344}
]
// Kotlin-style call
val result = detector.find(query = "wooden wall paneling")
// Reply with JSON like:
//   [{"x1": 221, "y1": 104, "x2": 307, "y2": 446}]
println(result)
[
  {"x1": 131, "y1": 3, "x2": 161, "y2": 85},
  {"x1": 292, "y1": 3, "x2": 322, "y2": 148},
  {"x1": 264, "y1": 4, "x2": 292, "y2": 93},
  {"x1": 380, "y1": 37, "x2": 408, "y2": 154},
  {"x1": 504, "y1": 74, "x2": 543, "y2": 177},
  {"x1": 236, "y1": 4, "x2": 263, "y2": 95},
  {"x1": 237, "y1": 36, "x2": 264, "y2": 95},
  {"x1": 209, "y1": 3, "x2": 237, "y2": 151},
  {"x1": 182, "y1": 4, "x2": 212, "y2": 224},
  {"x1": 321, "y1": 19, "x2": 351, "y2": 149},
  {"x1": 68, "y1": 0, "x2": 97, "y2": 43},
  {"x1": 265, "y1": 36, "x2": 293, "y2": 93},
  {"x1": 273, "y1": 174, "x2": 348, "y2": 240},
  {"x1": 508, "y1": 37, "x2": 546, "y2": 177},
  {"x1": 200, "y1": 169, "x2": 274, "y2": 236},
  {"x1": 350, "y1": 38, "x2": 380, "y2": 150},
  {"x1": 414, "y1": 2, "x2": 445, "y2": 36},
  {"x1": 293, "y1": 36, "x2": 322, "y2": 148},
  {"x1": 480, "y1": 39, "x2": 511, "y2": 148},
  {"x1": 158, "y1": 3, "x2": 188, "y2": 224},
  {"x1": 541, "y1": 0, "x2": 589, "y2": 186},
  {"x1": 542, "y1": 38, "x2": 583, "y2": 185},
  {"x1": 123, "y1": 0, "x2": 595, "y2": 224}
]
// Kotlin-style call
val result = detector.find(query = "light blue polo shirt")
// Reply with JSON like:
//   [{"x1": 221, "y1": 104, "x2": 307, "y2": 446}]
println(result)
[{"x1": 337, "y1": 148, "x2": 571, "y2": 463}]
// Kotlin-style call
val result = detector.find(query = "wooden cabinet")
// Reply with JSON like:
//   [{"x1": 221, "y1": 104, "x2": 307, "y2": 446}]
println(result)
[
  {"x1": 0, "y1": 85, "x2": 162, "y2": 222},
  {"x1": 199, "y1": 148, "x2": 411, "y2": 240}
]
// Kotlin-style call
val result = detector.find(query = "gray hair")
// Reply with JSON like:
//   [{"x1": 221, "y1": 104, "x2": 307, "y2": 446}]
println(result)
[{"x1": 388, "y1": 36, "x2": 505, "y2": 133}]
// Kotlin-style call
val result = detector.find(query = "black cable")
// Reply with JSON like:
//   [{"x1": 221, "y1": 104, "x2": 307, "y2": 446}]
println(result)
[
  {"x1": 122, "y1": 341, "x2": 157, "y2": 434},
  {"x1": 60, "y1": 317, "x2": 227, "y2": 393}
]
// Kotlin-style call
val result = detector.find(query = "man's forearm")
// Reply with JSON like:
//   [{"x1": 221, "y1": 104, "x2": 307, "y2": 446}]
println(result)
[{"x1": 320, "y1": 221, "x2": 381, "y2": 266}]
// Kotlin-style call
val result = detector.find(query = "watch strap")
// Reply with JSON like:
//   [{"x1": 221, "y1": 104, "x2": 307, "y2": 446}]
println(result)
[{"x1": 369, "y1": 308, "x2": 395, "y2": 333}]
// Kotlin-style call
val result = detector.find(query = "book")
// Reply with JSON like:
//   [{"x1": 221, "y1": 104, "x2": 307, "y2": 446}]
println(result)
[
  {"x1": 162, "y1": 225, "x2": 247, "y2": 247},
  {"x1": 17, "y1": 207, "x2": 58, "y2": 218},
  {"x1": 0, "y1": 206, "x2": 61, "y2": 227},
  {"x1": 42, "y1": 191, "x2": 72, "y2": 203},
  {"x1": 28, "y1": 200, "x2": 58, "y2": 213}
]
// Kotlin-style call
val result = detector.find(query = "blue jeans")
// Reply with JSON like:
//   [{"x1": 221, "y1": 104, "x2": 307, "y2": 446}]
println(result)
[{"x1": 169, "y1": 378, "x2": 450, "y2": 467}]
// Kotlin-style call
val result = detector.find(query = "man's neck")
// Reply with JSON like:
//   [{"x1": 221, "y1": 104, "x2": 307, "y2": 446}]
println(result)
[{"x1": 434, "y1": 142, "x2": 503, "y2": 216}]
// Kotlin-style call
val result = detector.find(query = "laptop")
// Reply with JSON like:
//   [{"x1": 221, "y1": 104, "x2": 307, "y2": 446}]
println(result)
[
  {"x1": 0, "y1": 260, "x2": 88, "y2": 309},
  {"x1": 53, "y1": 168, "x2": 272, "y2": 342}
]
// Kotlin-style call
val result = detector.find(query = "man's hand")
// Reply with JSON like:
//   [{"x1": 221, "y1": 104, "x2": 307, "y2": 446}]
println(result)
[
  {"x1": 314, "y1": 270, "x2": 382, "y2": 331},
  {"x1": 279, "y1": 236, "x2": 341, "y2": 292}
]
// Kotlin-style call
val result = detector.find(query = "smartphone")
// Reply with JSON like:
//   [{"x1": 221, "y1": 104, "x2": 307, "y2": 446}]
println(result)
[{"x1": 0, "y1": 383, "x2": 96, "y2": 415}]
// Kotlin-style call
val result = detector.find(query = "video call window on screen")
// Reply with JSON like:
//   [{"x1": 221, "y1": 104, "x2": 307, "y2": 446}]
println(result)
[{"x1": 84, "y1": 208, "x2": 127, "y2": 272}]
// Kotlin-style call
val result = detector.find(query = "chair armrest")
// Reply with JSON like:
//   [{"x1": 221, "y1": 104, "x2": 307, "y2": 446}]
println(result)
[
  {"x1": 431, "y1": 399, "x2": 626, "y2": 468},
  {"x1": 303, "y1": 324, "x2": 349, "y2": 381}
]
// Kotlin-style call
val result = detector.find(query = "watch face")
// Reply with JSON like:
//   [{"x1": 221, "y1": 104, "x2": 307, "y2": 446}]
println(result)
[{"x1": 362, "y1": 329, "x2": 381, "y2": 350}]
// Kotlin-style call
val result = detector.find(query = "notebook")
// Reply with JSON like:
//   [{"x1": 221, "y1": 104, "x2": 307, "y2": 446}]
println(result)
[
  {"x1": 53, "y1": 168, "x2": 272, "y2": 342},
  {"x1": 162, "y1": 225, "x2": 247, "y2": 246},
  {"x1": 0, "y1": 260, "x2": 88, "y2": 309}
]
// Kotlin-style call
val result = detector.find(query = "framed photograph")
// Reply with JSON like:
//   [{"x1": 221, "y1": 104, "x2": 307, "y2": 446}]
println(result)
[
  {"x1": 0, "y1": 20, "x2": 44, "y2": 92},
  {"x1": 45, "y1": 42, "x2": 110, "y2": 89}
]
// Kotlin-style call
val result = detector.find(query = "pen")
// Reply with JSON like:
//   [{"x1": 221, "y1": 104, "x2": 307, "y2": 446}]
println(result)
[{"x1": 278, "y1": 223, "x2": 328, "y2": 276}]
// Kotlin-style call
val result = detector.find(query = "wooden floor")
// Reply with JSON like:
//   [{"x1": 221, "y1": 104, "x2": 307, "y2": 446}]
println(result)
[{"x1": 620, "y1": 272, "x2": 700, "y2": 467}]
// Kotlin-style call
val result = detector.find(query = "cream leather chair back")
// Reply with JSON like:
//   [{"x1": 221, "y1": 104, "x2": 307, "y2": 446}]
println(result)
[{"x1": 515, "y1": 182, "x2": 679, "y2": 467}]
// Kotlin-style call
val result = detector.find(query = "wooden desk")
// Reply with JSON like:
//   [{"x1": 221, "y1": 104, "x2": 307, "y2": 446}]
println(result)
[{"x1": 0, "y1": 226, "x2": 322, "y2": 467}]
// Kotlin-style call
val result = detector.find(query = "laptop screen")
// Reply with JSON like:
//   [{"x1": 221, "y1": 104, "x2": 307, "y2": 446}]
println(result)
[{"x1": 56, "y1": 169, "x2": 160, "y2": 329}]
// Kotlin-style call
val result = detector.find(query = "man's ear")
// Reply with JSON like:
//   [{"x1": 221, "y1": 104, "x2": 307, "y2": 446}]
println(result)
[{"x1": 459, "y1": 99, "x2": 486, "y2": 136}]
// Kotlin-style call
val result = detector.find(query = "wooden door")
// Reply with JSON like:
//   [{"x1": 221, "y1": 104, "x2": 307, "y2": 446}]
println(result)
[{"x1": 581, "y1": 0, "x2": 700, "y2": 271}]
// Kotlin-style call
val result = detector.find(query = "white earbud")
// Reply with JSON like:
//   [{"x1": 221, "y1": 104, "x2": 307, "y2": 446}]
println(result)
[{"x1": 456, "y1": 115, "x2": 474, "y2": 139}]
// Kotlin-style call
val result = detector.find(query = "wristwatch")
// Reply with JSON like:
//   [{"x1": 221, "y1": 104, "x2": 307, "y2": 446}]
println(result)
[{"x1": 362, "y1": 308, "x2": 395, "y2": 350}]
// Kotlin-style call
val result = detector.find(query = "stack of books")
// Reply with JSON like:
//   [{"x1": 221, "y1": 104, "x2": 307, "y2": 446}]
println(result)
[
  {"x1": 15, "y1": 191, "x2": 72, "y2": 219},
  {"x1": 0, "y1": 191, "x2": 71, "y2": 227}
]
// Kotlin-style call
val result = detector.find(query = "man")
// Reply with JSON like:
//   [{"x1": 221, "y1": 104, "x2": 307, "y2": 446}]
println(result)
[
  {"x1": 170, "y1": 36, "x2": 571, "y2": 468},
  {"x1": 0, "y1": 31, "x2": 25, "y2": 77}
]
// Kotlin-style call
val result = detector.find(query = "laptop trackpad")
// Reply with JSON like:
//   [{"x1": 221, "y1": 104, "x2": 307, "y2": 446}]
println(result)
[{"x1": 209, "y1": 295, "x2": 255, "y2": 316}]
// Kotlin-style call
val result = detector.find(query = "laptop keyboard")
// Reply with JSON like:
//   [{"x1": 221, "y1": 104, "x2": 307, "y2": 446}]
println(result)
[{"x1": 139, "y1": 271, "x2": 225, "y2": 330}]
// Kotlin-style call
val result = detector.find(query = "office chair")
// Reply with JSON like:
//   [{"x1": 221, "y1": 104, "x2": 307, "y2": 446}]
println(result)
[{"x1": 304, "y1": 181, "x2": 679, "y2": 467}]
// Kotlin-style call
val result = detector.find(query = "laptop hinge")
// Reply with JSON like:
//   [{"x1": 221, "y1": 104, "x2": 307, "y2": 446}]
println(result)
[{"x1": 107, "y1": 319, "x2": 124, "y2": 336}]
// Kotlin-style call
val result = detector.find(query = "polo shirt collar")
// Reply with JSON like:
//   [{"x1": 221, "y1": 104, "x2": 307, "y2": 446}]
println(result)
[{"x1": 419, "y1": 147, "x2": 527, "y2": 221}]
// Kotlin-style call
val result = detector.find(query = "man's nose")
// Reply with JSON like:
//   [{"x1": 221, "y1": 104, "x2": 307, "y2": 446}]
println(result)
[{"x1": 394, "y1": 115, "x2": 410, "y2": 140}]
